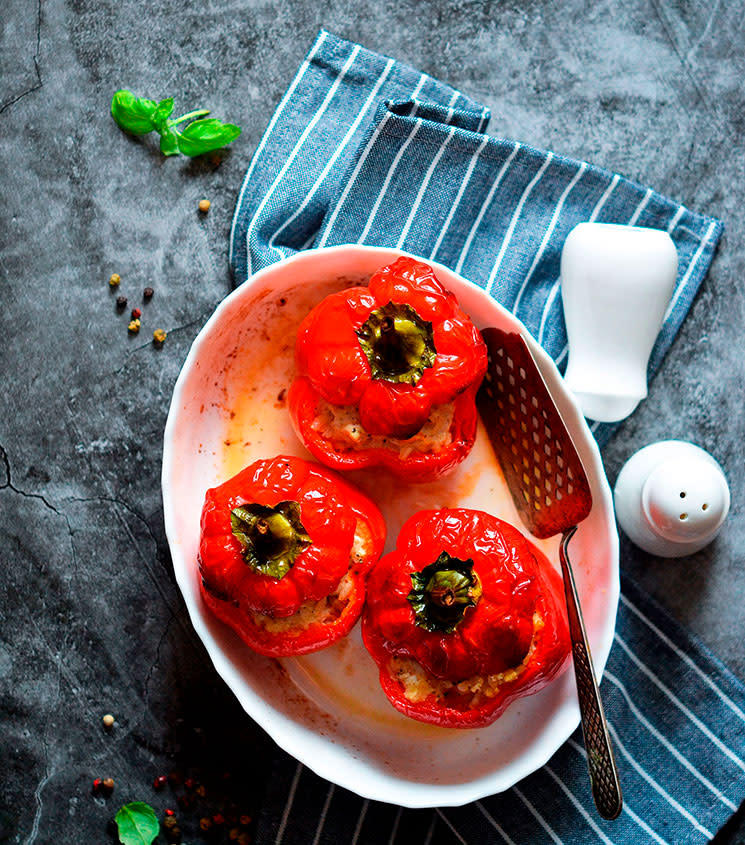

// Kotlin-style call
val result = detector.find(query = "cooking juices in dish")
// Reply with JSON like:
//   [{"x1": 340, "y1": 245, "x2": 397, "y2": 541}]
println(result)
[
  {"x1": 362, "y1": 508, "x2": 571, "y2": 728},
  {"x1": 197, "y1": 256, "x2": 571, "y2": 727},
  {"x1": 289, "y1": 256, "x2": 488, "y2": 482},
  {"x1": 198, "y1": 456, "x2": 385, "y2": 657}
]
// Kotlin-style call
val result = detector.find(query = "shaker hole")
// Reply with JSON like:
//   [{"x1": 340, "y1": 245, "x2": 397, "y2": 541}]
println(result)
[
  {"x1": 679, "y1": 513, "x2": 688, "y2": 521},
  {"x1": 702, "y1": 503, "x2": 709, "y2": 511},
  {"x1": 679, "y1": 491, "x2": 686, "y2": 498}
]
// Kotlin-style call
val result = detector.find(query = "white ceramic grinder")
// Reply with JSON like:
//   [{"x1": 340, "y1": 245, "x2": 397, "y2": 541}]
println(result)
[
  {"x1": 561, "y1": 223, "x2": 679, "y2": 423},
  {"x1": 614, "y1": 440, "x2": 730, "y2": 557}
]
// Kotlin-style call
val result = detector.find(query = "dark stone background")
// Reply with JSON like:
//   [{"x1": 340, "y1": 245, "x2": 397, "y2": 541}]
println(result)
[{"x1": 1, "y1": 0, "x2": 743, "y2": 842}]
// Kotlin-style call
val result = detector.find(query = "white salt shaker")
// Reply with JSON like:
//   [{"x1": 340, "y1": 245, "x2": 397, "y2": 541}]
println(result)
[
  {"x1": 614, "y1": 440, "x2": 730, "y2": 557},
  {"x1": 561, "y1": 223, "x2": 678, "y2": 423}
]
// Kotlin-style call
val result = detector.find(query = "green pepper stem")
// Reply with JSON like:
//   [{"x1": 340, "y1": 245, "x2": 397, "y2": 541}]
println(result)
[
  {"x1": 356, "y1": 301, "x2": 436, "y2": 386},
  {"x1": 230, "y1": 501, "x2": 312, "y2": 580},
  {"x1": 407, "y1": 553, "x2": 482, "y2": 633}
]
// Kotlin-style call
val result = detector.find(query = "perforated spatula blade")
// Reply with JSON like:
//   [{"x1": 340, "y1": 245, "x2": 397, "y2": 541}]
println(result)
[{"x1": 477, "y1": 327, "x2": 622, "y2": 821}]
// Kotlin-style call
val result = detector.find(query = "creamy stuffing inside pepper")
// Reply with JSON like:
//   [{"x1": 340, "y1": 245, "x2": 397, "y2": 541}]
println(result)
[
  {"x1": 312, "y1": 399, "x2": 455, "y2": 459},
  {"x1": 389, "y1": 612, "x2": 545, "y2": 708}
]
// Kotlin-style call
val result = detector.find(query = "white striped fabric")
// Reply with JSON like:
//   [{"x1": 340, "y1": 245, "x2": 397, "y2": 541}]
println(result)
[
  {"x1": 512, "y1": 161, "x2": 587, "y2": 317},
  {"x1": 267, "y1": 58, "x2": 396, "y2": 261},
  {"x1": 485, "y1": 152, "x2": 555, "y2": 294},
  {"x1": 454, "y1": 143, "x2": 522, "y2": 275},
  {"x1": 243, "y1": 44, "x2": 361, "y2": 275},
  {"x1": 357, "y1": 117, "x2": 424, "y2": 244}
]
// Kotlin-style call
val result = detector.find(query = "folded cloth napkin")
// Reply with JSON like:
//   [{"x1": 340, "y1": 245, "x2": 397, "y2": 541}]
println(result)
[{"x1": 230, "y1": 30, "x2": 741, "y2": 844}]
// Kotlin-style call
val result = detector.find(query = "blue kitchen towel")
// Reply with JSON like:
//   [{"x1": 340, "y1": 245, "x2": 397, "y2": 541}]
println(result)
[
  {"x1": 230, "y1": 30, "x2": 738, "y2": 844},
  {"x1": 229, "y1": 30, "x2": 723, "y2": 448}
]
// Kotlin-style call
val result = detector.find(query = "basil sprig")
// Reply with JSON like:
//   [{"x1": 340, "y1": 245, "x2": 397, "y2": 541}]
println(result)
[
  {"x1": 111, "y1": 89, "x2": 241, "y2": 157},
  {"x1": 114, "y1": 802, "x2": 159, "y2": 845}
]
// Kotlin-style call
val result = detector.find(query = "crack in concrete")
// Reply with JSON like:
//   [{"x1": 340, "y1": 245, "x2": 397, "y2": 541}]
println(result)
[
  {"x1": 0, "y1": 0, "x2": 43, "y2": 115},
  {"x1": 106, "y1": 312, "x2": 209, "y2": 378},
  {"x1": 648, "y1": 0, "x2": 722, "y2": 129},
  {"x1": 65, "y1": 494, "x2": 162, "y2": 554},
  {"x1": 10, "y1": 578, "x2": 142, "y2": 770},
  {"x1": 63, "y1": 512, "x2": 80, "y2": 581},
  {"x1": 61, "y1": 410, "x2": 203, "y2": 654},
  {"x1": 0, "y1": 443, "x2": 61, "y2": 515},
  {"x1": 24, "y1": 732, "x2": 52, "y2": 845},
  {"x1": 143, "y1": 611, "x2": 176, "y2": 704}
]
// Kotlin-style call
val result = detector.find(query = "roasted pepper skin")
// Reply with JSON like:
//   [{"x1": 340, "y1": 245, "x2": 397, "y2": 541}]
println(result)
[
  {"x1": 289, "y1": 257, "x2": 487, "y2": 482},
  {"x1": 362, "y1": 509, "x2": 571, "y2": 728},
  {"x1": 199, "y1": 456, "x2": 386, "y2": 658}
]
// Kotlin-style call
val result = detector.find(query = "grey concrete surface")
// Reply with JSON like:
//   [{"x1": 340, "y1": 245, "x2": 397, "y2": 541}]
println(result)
[{"x1": 1, "y1": 0, "x2": 743, "y2": 842}]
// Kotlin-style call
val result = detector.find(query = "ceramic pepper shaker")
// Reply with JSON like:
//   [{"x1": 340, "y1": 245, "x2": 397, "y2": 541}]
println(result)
[{"x1": 613, "y1": 440, "x2": 730, "y2": 557}]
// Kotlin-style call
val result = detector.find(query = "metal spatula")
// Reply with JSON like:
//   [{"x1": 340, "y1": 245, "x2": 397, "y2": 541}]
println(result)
[{"x1": 476, "y1": 327, "x2": 623, "y2": 821}]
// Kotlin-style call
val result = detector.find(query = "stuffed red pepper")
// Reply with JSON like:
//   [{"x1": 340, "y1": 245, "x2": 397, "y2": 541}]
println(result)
[
  {"x1": 198, "y1": 456, "x2": 386, "y2": 657},
  {"x1": 289, "y1": 256, "x2": 487, "y2": 483},
  {"x1": 362, "y1": 508, "x2": 571, "y2": 728}
]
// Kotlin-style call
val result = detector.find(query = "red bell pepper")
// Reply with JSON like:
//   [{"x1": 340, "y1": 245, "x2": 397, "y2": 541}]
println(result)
[
  {"x1": 288, "y1": 256, "x2": 487, "y2": 483},
  {"x1": 198, "y1": 456, "x2": 386, "y2": 657},
  {"x1": 362, "y1": 508, "x2": 571, "y2": 728}
]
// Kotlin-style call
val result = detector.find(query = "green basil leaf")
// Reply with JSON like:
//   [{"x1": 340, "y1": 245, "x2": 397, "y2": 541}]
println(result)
[
  {"x1": 151, "y1": 97, "x2": 175, "y2": 131},
  {"x1": 110, "y1": 89, "x2": 158, "y2": 136},
  {"x1": 114, "y1": 802, "x2": 159, "y2": 845},
  {"x1": 159, "y1": 127, "x2": 179, "y2": 156},
  {"x1": 176, "y1": 118, "x2": 241, "y2": 156}
]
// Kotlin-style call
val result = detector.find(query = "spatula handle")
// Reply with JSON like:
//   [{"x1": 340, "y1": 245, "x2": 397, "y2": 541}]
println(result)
[{"x1": 560, "y1": 527, "x2": 623, "y2": 820}]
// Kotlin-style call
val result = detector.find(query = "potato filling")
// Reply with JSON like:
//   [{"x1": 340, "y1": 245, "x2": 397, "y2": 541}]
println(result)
[
  {"x1": 311, "y1": 399, "x2": 454, "y2": 458},
  {"x1": 390, "y1": 612, "x2": 545, "y2": 708}
]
